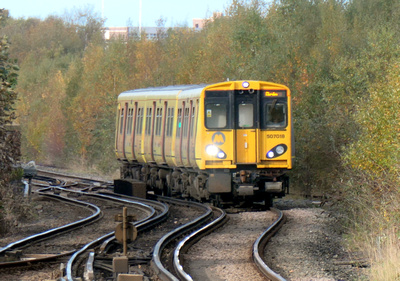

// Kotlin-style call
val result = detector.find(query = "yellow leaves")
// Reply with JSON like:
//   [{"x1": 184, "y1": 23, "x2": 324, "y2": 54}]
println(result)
[{"x1": 344, "y1": 59, "x2": 400, "y2": 178}]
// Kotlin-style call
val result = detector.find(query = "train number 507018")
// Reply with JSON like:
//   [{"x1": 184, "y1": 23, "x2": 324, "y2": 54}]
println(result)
[{"x1": 266, "y1": 134, "x2": 285, "y2": 139}]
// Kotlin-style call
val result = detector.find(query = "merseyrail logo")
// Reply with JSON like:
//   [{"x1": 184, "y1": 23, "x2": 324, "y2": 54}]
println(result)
[{"x1": 212, "y1": 132, "x2": 225, "y2": 145}]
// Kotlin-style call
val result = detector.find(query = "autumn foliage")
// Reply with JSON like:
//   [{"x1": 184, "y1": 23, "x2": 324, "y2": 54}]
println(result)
[
  {"x1": 0, "y1": 8, "x2": 29, "y2": 234},
  {"x1": 2, "y1": 1, "x2": 400, "y2": 274}
]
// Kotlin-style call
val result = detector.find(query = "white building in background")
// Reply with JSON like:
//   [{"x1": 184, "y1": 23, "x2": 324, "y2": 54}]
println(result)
[
  {"x1": 104, "y1": 14, "x2": 223, "y2": 40},
  {"x1": 104, "y1": 27, "x2": 130, "y2": 40},
  {"x1": 104, "y1": 26, "x2": 168, "y2": 40}
]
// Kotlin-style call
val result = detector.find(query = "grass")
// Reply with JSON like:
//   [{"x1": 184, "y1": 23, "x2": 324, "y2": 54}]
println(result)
[
  {"x1": 344, "y1": 190, "x2": 400, "y2": 281},
  {"x1": 367, "y1": 230, "x2": 400, "y2": 280}
]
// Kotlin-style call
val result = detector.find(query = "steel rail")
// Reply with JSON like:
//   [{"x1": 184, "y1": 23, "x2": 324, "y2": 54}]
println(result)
[
  {"x1": 173, "y1": 206, "x2": 228, "y2": 281},
  {"x1": 151, "y1": 197, "x2": 213, "y2": 281},
  {"x1": 253, "y1": 207, "x2": 287, "y2": 281},
  {"x1": 0, "y1": 250, "x2": 76, "y2": 268},
  {"x1": 0, "y1": 188, "x2": 101, "y2": 256},
  {"x1": 65, "y1": 209, "x2": 169, "y2": 281},
  {"x1": 64, "y1": 190, "x2": 169, "y2": 281},
  {"x1": 35, "y1": 167, "x2": 112, "y2": 186},
  {"x1": 95, "y1": 191, "x2": 170, "y2": 254}
]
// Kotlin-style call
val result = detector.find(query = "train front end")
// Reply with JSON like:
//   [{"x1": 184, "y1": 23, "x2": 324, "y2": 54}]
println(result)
[{"x1": 197, "y1": 81, "x2": 293, "y2": 207}]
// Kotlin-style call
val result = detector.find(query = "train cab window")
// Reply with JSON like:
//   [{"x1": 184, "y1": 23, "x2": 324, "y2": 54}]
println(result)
[
  {"x1": 205, "y1": 103, "x2": 227, "y2": 129},
  {"x1": 265, "y1": 100, "x2": 287, "y2": 128},
  {"x1": 238, "y1": 103, "x2": 253, "y2": 128}
]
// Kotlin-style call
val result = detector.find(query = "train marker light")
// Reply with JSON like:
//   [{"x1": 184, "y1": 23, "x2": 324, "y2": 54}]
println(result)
[
  {"x1": 242, "y1": 81, "x2": 250, "y2": 88},
  {"x1": 267, "y1": 151, "x2": 275, "y2": 158},
  {"x1": 217, "y1": 151, "x2": 226, "y2": 159}
]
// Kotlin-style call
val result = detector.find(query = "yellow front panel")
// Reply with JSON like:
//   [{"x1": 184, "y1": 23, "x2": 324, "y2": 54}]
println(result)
[
  {"x1": 258, "y1": 131, "x2": 291, "y2": 168},
  {"x1": 236, "y1": 129, "x2": 257, "y2": 163},
  {"x1": 197, "y1": 80, "x2": 293, "y2": 171},
  {"x1": 202, "y1": 130, "x2": 236, "y2": 169}
]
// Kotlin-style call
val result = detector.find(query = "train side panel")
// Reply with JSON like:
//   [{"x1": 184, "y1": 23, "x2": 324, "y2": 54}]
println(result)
[{"x1": 175, "y1": 88, "x2": 202, "y2": 168}]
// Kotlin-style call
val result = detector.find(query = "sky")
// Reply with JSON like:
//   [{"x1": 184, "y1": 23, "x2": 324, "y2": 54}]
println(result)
[{"x1": 4, "y1": 0, "x2": 232, "y2": 27}]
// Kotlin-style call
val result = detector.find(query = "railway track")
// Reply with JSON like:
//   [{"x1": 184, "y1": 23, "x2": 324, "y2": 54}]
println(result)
[
  {"x1": 0, "y1": 191, "x2": 101, "y2": 266},
  {"x1": 30, "y1": 169, "x2": 232, "y2": 280},
  {"x1": 2, "y1": 168, "x2": 291, "y2": 280},
  {"x1": 79, "y1": 194, "x2": 219, "y2": 280},
  {"x1": 253, "y1": 208, "x2": 286, "y2": 281},
  {"x1": 178, "y1": 207, "x2": 286, "y2": 281},
  {"x1": 0, "y1": 174, "x2": 162, "y2": 280}
]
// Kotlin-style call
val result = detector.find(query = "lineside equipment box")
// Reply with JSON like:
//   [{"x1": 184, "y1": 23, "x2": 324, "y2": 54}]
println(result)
[{"x1": 114, "y1": 179, "x2": 146, "y2": 198}]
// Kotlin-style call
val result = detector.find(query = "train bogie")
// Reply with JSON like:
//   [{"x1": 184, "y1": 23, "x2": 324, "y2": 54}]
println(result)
[{"x1": 115, "y1": 81, "x2": 293, "y2": 207}]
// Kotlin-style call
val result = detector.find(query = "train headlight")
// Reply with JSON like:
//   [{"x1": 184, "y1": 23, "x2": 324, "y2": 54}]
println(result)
[
  {"x1": 206, "y1": 145, "x2": 219, "y2": 156},
  {"x1": 267, "y1": 144, "x2": 288, "y2": 159},
  {"x1": 206, "y1": 145, "x2": 227, "y2": 159}
]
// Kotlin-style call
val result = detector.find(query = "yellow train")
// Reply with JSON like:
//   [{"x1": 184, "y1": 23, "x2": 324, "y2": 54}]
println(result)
[{"x1": 115, "y1": 80, "x2": 293, "y2": 207}]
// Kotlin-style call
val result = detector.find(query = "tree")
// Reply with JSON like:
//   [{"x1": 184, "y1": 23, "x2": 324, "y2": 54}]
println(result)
[
  {"x1": 0, "y1": 8, "x2": 19, "y2": 176},
  {"x1": 0, "y1": 8, "x2": 26, "y2": 235}
]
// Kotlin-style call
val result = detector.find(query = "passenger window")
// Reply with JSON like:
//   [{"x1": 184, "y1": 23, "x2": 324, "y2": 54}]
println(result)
[
  {"x1": 155, "y1": 108, "x2": 162, "y2": 136},
  {"x1": 120, "y1": 108, "x2": 124, "y2": 134},
  {"x1": 126, "y1": 108, "x2": 133, "y2": 135},
  {"x1": 265, "y1": 101, "x2": 286, "y2": 128},
  {"x1": 136, "y1": 107, "x2": 143, "y2": 135},
  {"x1": 145, "y1": 108, "x2": 152, "y2": 135},
  {"x1": 238, "y1": 103, "x2": 253, "y2": 128},
  {"x1": 205, "y1": 103, "x2": 227, "y2": 129},
  {"x1": 183, "y1": 107, "x2": 189, "y2": 137},
  {"x1": 166, "y1": 108, "x2": 174, "y2": 137},
  {"x1": 176, "y1": 108, "x2": 182, "y2": 137},
  {"x1": 190, "y1": 106, "x2": 195, "y2": 137}
]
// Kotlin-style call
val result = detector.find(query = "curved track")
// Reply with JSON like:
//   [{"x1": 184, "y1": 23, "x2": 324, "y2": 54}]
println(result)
[
  {"x1": 151, "y1": 196, "x2": 216, "y2": 280},
  {"x1": 253, "y1": 208, "x2": 287, "y2": 281},
  {"x1": 47, "y1": 188, "x2": 168, "y2": 281},
  {"x1": 8, "y1": 169, "x2": 288, "y2": 280},
  {"x1": 0, "y1": 189, "x2": 101, "y2": 268},
  {"x1": 173, "y1": 206, "x2": 227, "y2": 281}
]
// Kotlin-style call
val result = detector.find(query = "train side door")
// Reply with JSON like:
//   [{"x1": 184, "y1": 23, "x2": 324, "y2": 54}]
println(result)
[
  {"x1": 117, "y1": 102, "x2": 128, "y2": 159},
  {"x1": 235, "y1": 91, "x2": 258, "y2": 164},
  {"x1": 174, "y1": 102, "x2": 185, "y2": 166}
]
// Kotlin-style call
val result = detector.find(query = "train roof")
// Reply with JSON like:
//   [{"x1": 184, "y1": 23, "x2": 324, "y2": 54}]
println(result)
[
  {"x1": 117, "y1": 81, "x2": 290, "y2": 101},
  {"x1": 121, "y1": 84, "x2": 209, "y2": 93},
  {"x1": 118, "y1": 84, "x2": 209, "y2": 100}
]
